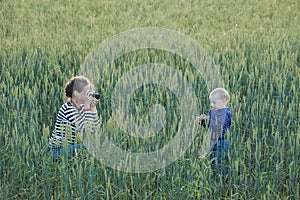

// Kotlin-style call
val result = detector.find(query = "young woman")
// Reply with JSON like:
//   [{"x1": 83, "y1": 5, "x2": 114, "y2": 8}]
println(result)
[{"x1": 48, "y1": 75, "x2": 100, "y2": 159}]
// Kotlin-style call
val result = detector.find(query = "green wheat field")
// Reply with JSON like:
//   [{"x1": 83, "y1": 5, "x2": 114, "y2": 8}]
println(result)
[{"x1": 1, "y1": 0, "x2": 299, "y2": 199}]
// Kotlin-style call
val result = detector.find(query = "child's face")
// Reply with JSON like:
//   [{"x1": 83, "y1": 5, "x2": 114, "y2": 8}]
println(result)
[{"x1": 209, "y1": 95, "x2": 227, "y2": 110}]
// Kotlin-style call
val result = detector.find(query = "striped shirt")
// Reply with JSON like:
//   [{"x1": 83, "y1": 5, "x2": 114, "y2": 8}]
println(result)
[{"x1": 48, "y1": 101, "x2": 100, "y2": 149}]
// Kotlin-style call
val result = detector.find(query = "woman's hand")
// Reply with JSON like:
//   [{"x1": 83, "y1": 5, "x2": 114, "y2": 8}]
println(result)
[{"x1": 90, "y1": 98, "x2": 99, "y2": 112}]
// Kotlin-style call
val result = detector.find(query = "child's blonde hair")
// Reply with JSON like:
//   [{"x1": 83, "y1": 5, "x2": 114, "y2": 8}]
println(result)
[{"x1": 209, "y1": 88, "x2": 230, "y2": 103}]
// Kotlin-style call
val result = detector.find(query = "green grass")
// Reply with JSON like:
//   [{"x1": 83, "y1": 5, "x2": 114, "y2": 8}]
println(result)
[{"x1": 1, "y1": 0, "x2": 299, "y2": 199}]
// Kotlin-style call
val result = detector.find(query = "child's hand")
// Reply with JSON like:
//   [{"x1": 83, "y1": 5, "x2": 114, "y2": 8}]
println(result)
[{"x1": 195, "y1": 114, "x2": 207, "y2": 123}]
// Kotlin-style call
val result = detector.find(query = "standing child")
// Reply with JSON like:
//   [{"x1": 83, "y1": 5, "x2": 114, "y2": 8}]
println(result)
[{"x1": 195, "y1": 88, "x2": 232, "y2": 182}]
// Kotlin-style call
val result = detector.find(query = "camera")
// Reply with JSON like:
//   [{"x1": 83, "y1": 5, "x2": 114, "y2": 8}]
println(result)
[
  {"x1": 89, "y1": 92, "x2": 100, "y2": 100},
  {"x1": 92, "y1": 93, "x2": 100, "y2": 100}
]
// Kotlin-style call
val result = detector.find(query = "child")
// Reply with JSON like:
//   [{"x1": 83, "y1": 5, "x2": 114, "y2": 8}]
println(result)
[
  {"x1": 48, "y1": 76, "x2": 100, "y2": 160},
  {"x1": 195, "y1": 88, "x2": 232, "y2": 182}
]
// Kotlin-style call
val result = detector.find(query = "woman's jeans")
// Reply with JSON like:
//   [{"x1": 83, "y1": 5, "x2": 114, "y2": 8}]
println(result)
[
  {"x1": 209, "y1": 139, "x2": 230, "y2": 180},
  {"x1": 47, "y1": 144, "x2": 86, "y2": 162}
]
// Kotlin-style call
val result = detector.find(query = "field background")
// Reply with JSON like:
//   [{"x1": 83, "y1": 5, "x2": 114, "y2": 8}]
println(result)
[{"x1": 0, "y1": 0, "x2": 299, "y2": 199}]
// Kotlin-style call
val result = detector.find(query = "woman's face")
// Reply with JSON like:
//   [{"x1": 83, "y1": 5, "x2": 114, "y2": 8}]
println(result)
[{"x1": 77, "y1": 84, "x2": 91, "y2": 104}]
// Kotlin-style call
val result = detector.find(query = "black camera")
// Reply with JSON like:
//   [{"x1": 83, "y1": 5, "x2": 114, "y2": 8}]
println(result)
[
  {"x1": 92, "y1": 93, "x2": 100, "y2": 100},
  {"x1": 89, "y1": 92, "x2": 100, "y2": 100}
]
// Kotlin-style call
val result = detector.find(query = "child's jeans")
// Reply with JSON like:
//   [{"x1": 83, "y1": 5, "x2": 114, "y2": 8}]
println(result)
[{"x1": 209, "y1": 139, "x2": 230, "y2": 180}]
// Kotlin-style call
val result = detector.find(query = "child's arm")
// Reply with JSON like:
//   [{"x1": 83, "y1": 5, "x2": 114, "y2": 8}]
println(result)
[{"x1": 195, "y1": 114, "x2": 208, "y2": 127}]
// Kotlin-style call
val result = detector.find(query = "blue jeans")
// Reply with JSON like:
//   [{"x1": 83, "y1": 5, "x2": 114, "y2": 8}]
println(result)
[
  {"x1": 209, "y1": 139, "x2": 230, "y2": 179},
  {"x1": 47, "y1": 144, "x2": 86, "y2": 162}
]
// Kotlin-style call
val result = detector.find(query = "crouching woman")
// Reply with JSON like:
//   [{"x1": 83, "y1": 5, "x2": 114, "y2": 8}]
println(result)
[{"x1": 48, "y1": 76, "x2": 100, "y2": 161}]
